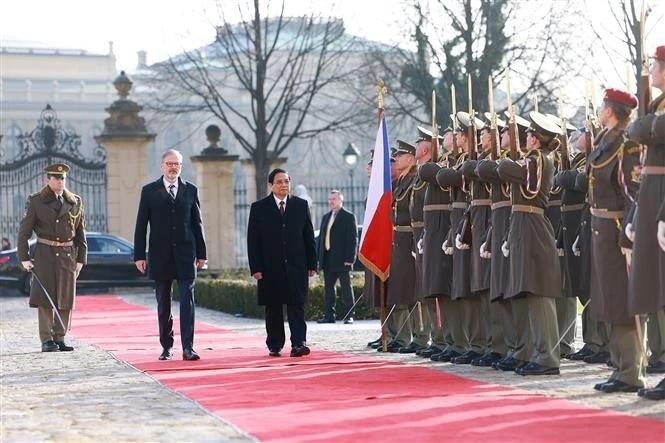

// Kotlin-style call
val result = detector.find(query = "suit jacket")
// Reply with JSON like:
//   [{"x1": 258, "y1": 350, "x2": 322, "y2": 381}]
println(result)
[
  {"x1": 316, "y1": 207, "x2": 357, "y2": 272},
  {"x1": 247, "y1": 194, "x2": 317, "y2": 306},
  {"x1": 133, "y1": 177, "x2": 207, "y2": 281}
]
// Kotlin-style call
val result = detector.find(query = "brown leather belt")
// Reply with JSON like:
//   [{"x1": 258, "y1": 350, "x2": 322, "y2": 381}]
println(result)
[
  {"x1": 423, "y1": 204, "x2": 452, "y2": 211},
  {"x1": 471, "y1": 199, "x2": 492, "y2": 206},
  {"x1": 561, "y1": 203, "x2": 585, "y2": 212},
  {"x1": 411, "y1": 221, "x2": 424, "y2": 228},
  {"x1": 37, "y1": 238, "x2": 73, "y2": 247},
  {"x1": 641, "y1": 166, "x2": 665, "y2": 175},
  {"x1": 512, "y1": 204, "x2": 544, "y2": 215},
  {"x1": 452, "y1": 202, "x2": 468, "y2": 209},
  {"x1": 491, "y1": 201, "x2": 512, "y2": 210},
  {"x1": 548, "y1": 200, "x2": 562, "y2": 207},
  {"x1": 590, "y1": 208, "x2": 623, "y2": 219},
  {"x1": 394, "y1": 225, "x2": 413, "y2": 232}
]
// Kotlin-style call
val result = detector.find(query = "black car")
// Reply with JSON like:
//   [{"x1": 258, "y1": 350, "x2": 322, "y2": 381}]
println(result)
[{"x1": 0, "y1": 232, "x2": 152, "y2": 295}]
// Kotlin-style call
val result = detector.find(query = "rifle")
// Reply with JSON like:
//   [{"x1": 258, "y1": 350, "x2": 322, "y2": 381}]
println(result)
[
  {"x1": 505, "y1": 72, "x2": 519, "y2": 160},
  {"x1": 467, "y1": 74, "x2": 477, "y2": 160},
  {"x1": 488, "y1": 75, "x2": 499, "y2": 161},
  {"x1": 431, "y1": 89, "x2": 439, "y2": 163},
  {"x1": 557, "y1": 98, "x2": 570, "y2": 170},
  {"x1": 584, "y1": 83, "x2": 594, "y2": 158},
  {"x1": 638, "y1": 4, "x2": 651, "y2": 117},
  {"x1": 451, "y1": 84, "x2": 459, "y2": 157}
]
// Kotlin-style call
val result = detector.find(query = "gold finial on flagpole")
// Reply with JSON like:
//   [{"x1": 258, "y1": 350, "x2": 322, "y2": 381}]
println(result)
[{"x1": 376, "y1": 79, "x2": 388, "y2": 110}]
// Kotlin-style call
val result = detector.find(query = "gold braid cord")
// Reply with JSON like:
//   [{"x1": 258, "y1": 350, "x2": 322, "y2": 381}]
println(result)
[{"x1": 520, "y1": 150, "x2": 543, "y2": 200}]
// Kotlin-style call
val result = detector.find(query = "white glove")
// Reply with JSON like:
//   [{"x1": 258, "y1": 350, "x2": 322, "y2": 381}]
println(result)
[
  {"x1": 501, "y1": 241, "x2": 509, "y2": 258},
  {"x1": 442, "y1": 240, "x2": 454, "y2": 255},
  {"x1": 658, "y1": 221, "x2": 665, "y2": 252},
  {"x1": 479, "y1": 242, "x2": 491, "y2": 259},
  {"x1": 625, "y1": 222, "x2": 635, "y2": 242},
  {"x1": 21, "y1": 260, "x2": 33, "y2": 271},
  {"x1": 557, "y1": 248, "x2": 564, "y2": 257},
  {"x1": 455, "y1": 233, "x2": 470, "y2": 250},
  {"x1": 572, "y1": 236, "x2": 580, "y2": 257},
  {"x1": 417, "y1": 238, "x2": 424, "y2": 254},
  {"x1": 411, "y1": 250, "x2": 416, "y2": 259}
]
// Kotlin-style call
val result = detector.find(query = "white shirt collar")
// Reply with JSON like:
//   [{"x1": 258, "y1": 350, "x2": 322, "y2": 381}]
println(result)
[
  {"x1": 273, "y1": 194, "x2": 287, "y2": 207},
  {"x1": 164, "y1": 177, "x2": 178, "y2": 193}
]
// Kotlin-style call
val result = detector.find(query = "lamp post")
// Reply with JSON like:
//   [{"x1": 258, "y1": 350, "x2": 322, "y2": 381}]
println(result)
[{"x1": 342, "y1": 142, "x2": 360, "y2": 215}]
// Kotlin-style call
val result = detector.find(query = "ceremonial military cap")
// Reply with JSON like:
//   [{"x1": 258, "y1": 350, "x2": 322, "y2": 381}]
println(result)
[
  {"x1": 544, "y1": 113, "x2": 577, "y2": 134},
  {"x1": 441, "y1": 125, "x2": 454, "y2": 134},
  {"x1": 395, "y1": 139, "x2": 416, "y2": 155},
  {"x1": 456, "y1": 111, "x2": 486, "y2": 131},
  {"x1": 44, "y1": 163, "x2": 70, "y2": 176},
  {"x1": 503, "y1": 111, "x2": 531, "y2": 130},
  {"x1": 603, "y1": 88, "x2": 638, "y2": 109},
  {"x1": 416, "y1": 126, "x2": 445, "y2": 143},
  {"x1": 650, "y1": 45, "x2": 665, "y2": 62},
  {"x1": 527, "y1": 111, "x2": 563, "y2": 137},
  {"x1": 483, "y1": 112, "x2": 507, "y2": 131}
]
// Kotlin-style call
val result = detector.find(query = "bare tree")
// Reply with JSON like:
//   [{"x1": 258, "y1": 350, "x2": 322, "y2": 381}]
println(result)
[{"x1": 144, "y1": 0, "x2": 372, "y2": 193}]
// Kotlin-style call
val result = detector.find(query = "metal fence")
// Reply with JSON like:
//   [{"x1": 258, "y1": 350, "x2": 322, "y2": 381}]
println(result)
[{"x1": 233, "y1": 175, "x2": 367, "y2": 268}]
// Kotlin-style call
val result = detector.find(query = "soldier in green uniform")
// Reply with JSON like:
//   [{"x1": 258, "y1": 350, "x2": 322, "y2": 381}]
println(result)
[
  {"x1": 17, "y1": 163, "x2": 87, "y2": 352},
  {"x1": 497, "y1": 111, "x2": 563, "y2": 376}
]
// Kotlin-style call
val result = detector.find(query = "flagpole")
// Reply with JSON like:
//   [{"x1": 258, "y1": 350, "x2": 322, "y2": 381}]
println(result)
[{"x1": 375, "y1": 79, "x2": 389, "y2": 352}]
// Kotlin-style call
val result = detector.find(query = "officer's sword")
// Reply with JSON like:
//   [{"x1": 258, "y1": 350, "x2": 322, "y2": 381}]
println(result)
[
  {"x1": 30, "y1": 269, "x2": 66, "y2": 331},
  {"x1": 379, "y1": 304, "x2": 397, "y2": 330},
  {"x1": 340, "y1": 292, "x2": 364, "y2": 323},
  {"x1": 553, "y1": 299, "x2": 589, "y2": 350},
  {"x1": 392, "y1": 303, "x2": 419, "y2": 340}
]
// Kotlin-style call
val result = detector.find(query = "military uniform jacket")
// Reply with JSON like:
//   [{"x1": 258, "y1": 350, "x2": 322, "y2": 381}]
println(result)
[
  {"x1": 497, "y1": 149, "x2": 561, "y2": 299},
  {"x1": 587, "y1": 126, "x2": 641, "y2": 325},
  {"x1": 409, "y1": 167, "x2": 428, "y2": 300},
  {"x1": 419, "y1": 161, "x2": 454, "y2": 298},
  {"x1": 18, "y1": 186, "x2": 87, "y2": 310},
  {"x1": 627, "y1": 93, "x2": 665, "y2": 315},
  {"x1": 460, "y1": 150, "x2": 492, "y2": 293},
  {"x1": 476, "y1": 155, "x2": 512, "y2": 301},
  {"x1": 437, "y1": 154, "x2": 472, "y2": 300}
]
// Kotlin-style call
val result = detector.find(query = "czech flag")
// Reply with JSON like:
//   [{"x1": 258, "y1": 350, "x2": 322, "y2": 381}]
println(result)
[{"x1": 358, "y1": 113, "x2": 393, "y2": 281}]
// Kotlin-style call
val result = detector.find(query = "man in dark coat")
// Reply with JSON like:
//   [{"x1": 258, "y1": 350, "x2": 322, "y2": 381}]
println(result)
[
  {"x1": 134, "y1": 149, "x2": 207, "y2": 361},
  {"x1": 247, "y1": 168, "x2": 317, "y2": 358},
  {"x1": 316, "y1": 190, "x2": 357, "y2": 324},
  {"x1": 18, "y1": 163, "x2": 87, "y2": 352}
]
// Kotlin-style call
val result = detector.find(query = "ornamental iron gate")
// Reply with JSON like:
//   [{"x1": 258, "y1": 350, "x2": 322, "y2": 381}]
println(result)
[{"x1": 0, "y1": 104, "x2": 107, "y2": 246}]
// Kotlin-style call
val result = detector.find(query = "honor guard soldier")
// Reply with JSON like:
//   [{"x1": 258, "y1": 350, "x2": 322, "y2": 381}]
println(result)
[{"x1": 18, "y1": 163, "x2": 87, "y2": 353}]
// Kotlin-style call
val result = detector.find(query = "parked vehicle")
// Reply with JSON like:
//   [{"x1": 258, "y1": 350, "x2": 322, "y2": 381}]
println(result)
[{"x1": 0, "y1": 232, "x2": 151, "y2": 295}]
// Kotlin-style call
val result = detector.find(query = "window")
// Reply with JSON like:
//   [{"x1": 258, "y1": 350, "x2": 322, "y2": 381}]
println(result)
[{"x1": 88, "y1": 237, "x2": 132, "y2": 253}]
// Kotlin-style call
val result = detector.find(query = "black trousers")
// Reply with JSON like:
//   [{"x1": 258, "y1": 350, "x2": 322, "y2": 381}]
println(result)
[
  {"x1": 155, "y1": 279, "x2": 195, "y2": 351},
  {"x1": 265, "y1": 303, "x2": 306, "y2": 351},
  {"x1": 322, "y1": 268, "x2": 355, "y2": 320}
]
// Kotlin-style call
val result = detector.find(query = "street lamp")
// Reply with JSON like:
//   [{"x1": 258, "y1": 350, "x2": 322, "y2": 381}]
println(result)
[{"x1": 342, "y1": 143, "x2": 360, "y2": 214}]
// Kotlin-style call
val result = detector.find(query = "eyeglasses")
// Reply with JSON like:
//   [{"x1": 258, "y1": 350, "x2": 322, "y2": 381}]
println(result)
[{"x1": 164, "y1": 162, "x2": 182, "y2": 167}]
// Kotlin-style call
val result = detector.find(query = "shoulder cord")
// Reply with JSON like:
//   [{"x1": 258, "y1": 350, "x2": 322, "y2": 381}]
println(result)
[{"x1": 520, "y1": 150, "x2": 543, "y2": 200}]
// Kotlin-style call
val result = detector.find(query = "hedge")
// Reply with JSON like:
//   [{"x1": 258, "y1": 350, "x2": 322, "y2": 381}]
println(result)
[{"x1": 175, "y1": 274, "x2": 379, "y2": 321}]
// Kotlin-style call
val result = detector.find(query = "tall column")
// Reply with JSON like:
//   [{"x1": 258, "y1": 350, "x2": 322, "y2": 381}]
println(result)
[
  {"x1": 191, "y1": 125, "x2": 239, "y2": 270},
  {"x1": 95, "y1": 71, "x2": 155, "y2": 242}
]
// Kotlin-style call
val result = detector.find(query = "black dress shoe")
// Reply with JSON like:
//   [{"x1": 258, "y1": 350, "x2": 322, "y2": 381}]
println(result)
[
  {"x1": 599, "y1": 380, "x2": 640, "y2": 393},
  {"x1": 567, "y1": 346, "x2": 596, "y2": 361},
  {"x1": 451, "y1": 350, "x2": 484, "y2": 364},
  {"x1": 517, "y1": 362, "x2": 560, "y2": 376},
  {"x1": 646, "y1": 361, "x2": 665, "y2": 374},
  {"x1": 417, "y1": 346, "x2": 442, "y2": 358},
  {"x1": 269, "y1": 349, "x2": 281, "y2": 357},
  {"x1": 495, "y1": 357, "x2": 523, "y2": 371},
  {"x1": 316, "y1": 318, "x2": 335, "y2": 324},
  {"x1": 290, "y1": 345, "x2": 311, "y2": 357},
  {"x1": 377, "y1": 341, "x2": 402, "y2": 353},
  {"x1": 159, "y1": 348, "x2": 173, "y2": 360},
  {"x1": 583, "y1": 351, "x2": 610, "y2": 364},
  {"x1": 367, "y1": 338, "x2": 382, "y2": 348},
  {"x1": 594, "y1": 379, "x2": 613, "y2": 391},
  {"x1": 41, "y1": 340, "x2": 59, "y2": 352},
  {"x1": 639, "y1": 379, "x2": 665, "y2": 400},
  {"x1": 431, "y1": 349, "x2": 461, "y2": 362},
  {"x1": 344, "y1": 317, "x2": 354, "y2": 324},
  {"x1": 182, "y1": 348, "x2": 200, "y2": 361},
  {"x1": 472, "y1": 352, "x2": 503, "y2": 367},
  {"x1": 54, "y1": 341, "x2": 74, "y2": 351},
  {"x1": 398, "y1": 342, "x2": 425, "y2": 354}
]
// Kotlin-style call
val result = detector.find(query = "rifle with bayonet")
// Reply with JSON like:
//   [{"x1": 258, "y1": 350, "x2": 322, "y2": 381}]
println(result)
[
  {"x1": 488, "y1": 76, "x2": 499, "y2": 161},
  {"x1": 467, "y1": 74, "x2": 477, "y2": 161},
  {"x1": 638, "y1": 4, "x2": 651, "y2": 117},
  {"x1": 505, "y1": 72, "x2": 519, "y2": 161},
  {"x1": 451, "y1": 84, "x2": 459, "y2": 157},
  {"x1": 557, "y1": 97, "x2": 571, "y2": 170},
  {"x1": 431, "y1": 89, "x2": 439, "y2": 163}
]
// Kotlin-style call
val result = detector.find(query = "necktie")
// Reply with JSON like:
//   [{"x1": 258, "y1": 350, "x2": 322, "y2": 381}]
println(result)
[
  {"x1": 168, "y1": 184, "x2": 176, "y2": 200},
  {"x1": 324, "y1": 211, "x2": 336, "y2": 251},
  {"x1": 56, "y1": 195, "x2": 63, "y2": 208},
  {"x1": 279, "y1": 201, "x2": 285, "y2": 216}
]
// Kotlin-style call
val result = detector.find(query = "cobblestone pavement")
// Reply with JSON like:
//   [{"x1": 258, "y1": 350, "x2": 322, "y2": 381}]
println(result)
[{"x1": 2, "y1": 290, "x2": 663, "y2": 442}]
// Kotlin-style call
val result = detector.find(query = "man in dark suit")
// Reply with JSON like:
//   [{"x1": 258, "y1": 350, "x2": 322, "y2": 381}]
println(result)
[
  {"x1": 247, "y1": 168, "x2": 317, "y2": 358},
  {"x1": 316, "y1": 190, "x2": 358, "y2": 324},
  {"x1": 134, "y1": 149, "x2": 207, "y2": 361}
]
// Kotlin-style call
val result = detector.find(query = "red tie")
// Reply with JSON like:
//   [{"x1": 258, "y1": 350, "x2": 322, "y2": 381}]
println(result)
[{"x1": 279, "y1": 201, "x2": 285, "y2": 216}]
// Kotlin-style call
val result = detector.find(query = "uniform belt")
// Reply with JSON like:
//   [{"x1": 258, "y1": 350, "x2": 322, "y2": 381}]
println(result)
[
  {"x1": 423, "y1": 204, "x2": 452, "y2": 211},
  {"x1": 393, "y1": 225, "x2": 413, "y2": 232},
  {"x1": 470, "y1": 199, "x2": 492, "y2": 206},
  {"x1": 37, "y1": 238, "x2": 73, "y2": 247},
  {"x1": 491, "y1": 201, "x2": 512, "y2": 210},
  {"x1": 512, "y1": 204, "x2": 544, "y2": 215},
  {"x1": 548, "y1": 199, "x2": 562, "y2": 207},
  {"x1": 452, "y1": 202, "x2": 468, "y2": 209},
  {"x1": 590, "y1": 208, "x2": 623, "y2": 219},
  {"x1": 641, "y1": 166, "x2": 665, "y2": 175},
  {"x1": 410, "y1": 221, "x2": 425, "y2": 228},
  {"x1": 560, "y1": 203, "x2": 585, "y2": 212}
]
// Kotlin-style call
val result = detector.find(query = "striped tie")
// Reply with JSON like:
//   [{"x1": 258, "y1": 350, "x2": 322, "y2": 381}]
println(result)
[{"x1": 168, "y1": 184, "x2": 176, "y2": 200}]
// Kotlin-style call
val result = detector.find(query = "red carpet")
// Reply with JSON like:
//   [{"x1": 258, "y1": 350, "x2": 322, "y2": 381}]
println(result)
[{"x1": 71, "y1": 296, "x2": 664, "y2": 442}]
